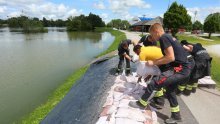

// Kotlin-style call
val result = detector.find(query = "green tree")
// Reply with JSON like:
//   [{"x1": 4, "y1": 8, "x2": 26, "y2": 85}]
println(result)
[
  {"x1": 67, "y1": 13, "x2": 104, "y2": 31},
  {"x1": 121, "y1": 20, "x2": 130, "y2": 30},
  {"x1": 204, "y1": 12, "x2": 220, "y2": 38},
  {"x1": 163, "y1": 1, "x2": 192, "y2": 36},
  {"x1": 192, "y1": 20, "x2": 203, "y2": 30},
  {"x1": 87, "y1": 13, "x2": 105, "y2": 29},
  {"x1": 42, "y1": 17, "x2": 49, "y2": 27}
]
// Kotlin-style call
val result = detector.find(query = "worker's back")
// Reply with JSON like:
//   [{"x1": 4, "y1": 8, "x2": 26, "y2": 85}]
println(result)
[{"x1": 139, "y1": 46, "x2": 163, "y2": 61}]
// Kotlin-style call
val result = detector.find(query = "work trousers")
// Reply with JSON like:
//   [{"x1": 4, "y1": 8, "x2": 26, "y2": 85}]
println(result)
[
  {"x1": 118, "y1": 51, "x2": 130, "y2": 72},
  {"x1": 141, "y1": 63, "x2": 191, "y2": 111}
]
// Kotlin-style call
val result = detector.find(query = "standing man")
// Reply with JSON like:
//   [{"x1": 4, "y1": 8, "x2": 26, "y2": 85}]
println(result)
[
  {"x1": 116, "y1": 39, "x2": 135, "y2": 76},
  {"x1": 129, "y1": 23, "x2": 191, "y2": 124}
]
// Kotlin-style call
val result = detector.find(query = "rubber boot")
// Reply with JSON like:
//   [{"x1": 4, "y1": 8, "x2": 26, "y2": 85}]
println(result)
[
  {"x1": 192, "y1": 87, "x2": 196, "y2": 93},
  {"x1": 183, "y1": 89, "x2": 191, "y2": 96},
  {"x1": 125, "y1": 69, "x2": 131, "y2": 76},
  {"x1": 129, "y1": 101, "x2": 146, "y2": 110},
  {"x1": 150, "y1": 97, "x2": 165, "y2": 109},
  {"x1": 115, "y1": 68, "x2": 122, "y2": 76},
  {"x1": 176, "y1": 88, "x2": 183, "y2": 96},
  {"x1": 165, "y1": 112, "x2": 182, "y2": 124}
]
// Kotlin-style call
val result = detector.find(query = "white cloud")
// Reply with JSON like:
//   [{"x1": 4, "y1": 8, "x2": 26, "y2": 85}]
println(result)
[
  {"x1": 94, "y1": 2, "x2": 105, "y2": 9},
  {"x1": 0, "y1": 6, "x2": 7, "y2": 13},
  {"x1": 187, "y1": 7, "x2": 220, "y2": 23},
  {"x1": 100, "y1": 13, "x2": 109, "y2": 23},
  {"x1": 0, "y1": 0, "x2": 82, "y2": 20},
  {"x1": 109, "y1": 0, "x2": 151, "y2": 14}
]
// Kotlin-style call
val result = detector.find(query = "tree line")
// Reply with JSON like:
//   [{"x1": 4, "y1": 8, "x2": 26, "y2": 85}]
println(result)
[
  {"x1": 67, "y1": 13, "x2": 105, "y2": 31},
  {"x1": 163, "y1": 1, "x2": 220, "y2": 38}
]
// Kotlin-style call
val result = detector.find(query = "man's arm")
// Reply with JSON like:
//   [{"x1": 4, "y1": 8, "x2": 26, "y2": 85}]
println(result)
[
  {"x1": 124, "y1": 53, "x2": 132, "y2": 61},
  {"x1": 146, "y1": 46, "x2": 175, "y2": 66},
  {"x1": 183, "y1": 45, "x2": 193, "y2": 52}
]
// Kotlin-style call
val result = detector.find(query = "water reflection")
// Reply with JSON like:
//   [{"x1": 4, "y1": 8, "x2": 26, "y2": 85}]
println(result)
[
  {"x1": 67, "y1": 31, "x2": 102, "y2": 43},
  {"x1": 0, "y1": 27, "x2": 114, "y2": 124}
]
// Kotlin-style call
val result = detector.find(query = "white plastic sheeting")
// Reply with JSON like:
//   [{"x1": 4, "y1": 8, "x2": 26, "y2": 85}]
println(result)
[{"x1": 96, "y1": 73, "x2": 158, "y2": 124}]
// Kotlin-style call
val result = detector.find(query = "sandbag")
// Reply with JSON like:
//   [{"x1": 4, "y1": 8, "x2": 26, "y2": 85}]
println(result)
[{"x1": 136, "y1": 61, "x2": 161, "y2": 78}]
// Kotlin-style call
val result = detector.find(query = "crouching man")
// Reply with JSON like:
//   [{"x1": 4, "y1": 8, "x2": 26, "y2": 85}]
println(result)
[
  {"x1": 129, "y1": 23, "x2": 191, "y2": 124},
  {"x1": 116, "y1": 39, "x2": 135, "y2": 76}
]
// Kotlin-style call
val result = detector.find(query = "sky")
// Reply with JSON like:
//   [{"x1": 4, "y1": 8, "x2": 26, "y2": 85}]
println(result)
[{"x1": 0, "y1": 0, "x2": 220, "y2": 23}]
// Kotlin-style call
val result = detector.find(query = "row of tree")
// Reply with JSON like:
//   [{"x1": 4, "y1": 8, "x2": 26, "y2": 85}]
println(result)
[
  {"x1": 163, "y1": 1, "x2": 220, "y2": 38},
  {"x1": 67, "y1": 13, "x2": 105, "y2": 31},
  {"x1": 6, "y1": 16, "x2": 46, "y2": 33},
  {"x1": 0, "y1": 13, "x2": 106, "y2": 31},
  {"x1": 106, "y1": 19, "x2": 130, "y2": 30}
]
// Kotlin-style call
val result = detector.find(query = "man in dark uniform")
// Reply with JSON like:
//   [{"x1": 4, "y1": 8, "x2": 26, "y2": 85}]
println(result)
[
  {"x1": 116, "y1": 39, "x2": 135, "y2": 76},
  {"x1": 129, "y1": 23, "x2": 191, "y2": 124},
  {"x1": 180, "y1": 40, "x2": 212, "y2": 95},
  {"x1": 138, "y1": 35, "x2": 157, "y2": 46}
]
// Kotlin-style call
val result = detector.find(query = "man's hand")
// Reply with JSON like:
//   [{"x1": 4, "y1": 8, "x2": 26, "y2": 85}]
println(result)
[
  {"x1": 131, "y1": 59, "x2": 135, "y2": 63},
  {"x1": 137, "y1": 77, "x2": 142, "y2": 83},
  {"x1": 145, "y1": 60, "x2": 154, "y2": 66}
]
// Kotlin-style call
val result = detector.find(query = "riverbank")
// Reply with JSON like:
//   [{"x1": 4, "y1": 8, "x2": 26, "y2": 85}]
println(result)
[{"x1": 21, "y1": 28, "x2": 126, "y2": 123}]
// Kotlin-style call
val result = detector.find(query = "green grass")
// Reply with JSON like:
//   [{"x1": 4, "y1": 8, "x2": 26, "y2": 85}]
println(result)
[
  {"x1": 95, "y1": 27, "x2": 126, "y2": 57},
  {"x1": 177, "y1": 34, "x2": 220, "y2": 45},
  {"x1": 210, "y1": 54, "x2": 220, "y2": 89},
  {"x1": 21, "y1": 66, "x2": 88, "y2": 124}
]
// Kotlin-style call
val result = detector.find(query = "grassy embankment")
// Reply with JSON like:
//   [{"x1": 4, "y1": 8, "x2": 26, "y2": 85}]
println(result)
[
  {"x1": 177, "y1": 34, "x2": 220, "y2": 89},
  {"x1": 21, "y1": 27, "x2": 126, "y2": 124},
  {"x1": 95, "y1": 27, "x2": 126, "y2": 57}
]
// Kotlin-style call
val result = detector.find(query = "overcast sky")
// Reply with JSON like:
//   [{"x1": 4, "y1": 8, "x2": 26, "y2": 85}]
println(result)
[{"x1": 0, "y1": 0, "x2": 220, "y2": 23}]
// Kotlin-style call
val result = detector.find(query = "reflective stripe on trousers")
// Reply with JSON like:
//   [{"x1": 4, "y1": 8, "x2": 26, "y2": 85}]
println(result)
[
  {"x1": 186, "y1": 85, "x2": 193, "y2": 90},
  {"x1": 171, "y1": 105, "x2": 180, "y2": 112},
  {"x1": 139, "y1": 99, "x2": 148, "y2": 106},
  {"x1": 154, "y1": 89, "x2": 164, "y2": 97},
  {"x1": 192, "y1": 83, "x2": 198, "y2": 88},
  {"x1": 178, "y1": 85, "x2": 186, "y2": 91}
]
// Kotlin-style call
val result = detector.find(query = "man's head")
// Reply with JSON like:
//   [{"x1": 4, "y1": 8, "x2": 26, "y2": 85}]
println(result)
[
  {"x1": 149, "y1": 23, "x2": 165, "y2": 41},
  {"x1": 122, "y1": 42, "x2": 128, "y2": 49},
  {"x1": 146, "y1": 35, "x2": 157, "y2": 46},
  {"x1": 133, "y1": 45, "x2": 142, "y2": 55}
]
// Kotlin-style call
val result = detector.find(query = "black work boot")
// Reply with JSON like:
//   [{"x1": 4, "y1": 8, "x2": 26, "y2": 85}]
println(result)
[
  {"x1": 150, "y1": 97, "x2": 165, "y2": 109},
  {"x1": 176, "y1": 89, "x2": 183, "y2": 96},
  {"x1": 115, "y1": 68, "x2": 122, "y2": 76},
  {"x1": 125, "y1": 70, "x2": 131, "y2": 76},
  {"x1": 165, "y1": 112, "x2": 182, "y2": 124},
  {"x1": 183, "y1": 89, "x2": 191, "y2": 96},
  {"x1": 129, "y1": 101, "x2": 146, "y2": 110},
  {"x1": 192, "y1": 87, "x2": 196, "y2": 93}
]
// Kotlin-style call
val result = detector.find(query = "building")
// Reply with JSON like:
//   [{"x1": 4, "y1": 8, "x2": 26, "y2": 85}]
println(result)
[{"x1": 130, "y1": 16, "x2": 163, "y2": 32}]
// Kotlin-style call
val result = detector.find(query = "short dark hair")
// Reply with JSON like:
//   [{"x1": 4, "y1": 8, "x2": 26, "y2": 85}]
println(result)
[
  {"x1": 140, "y1": 35, "x2": 157, "y2": 46},
  {"x1": 133, "y1": 45, "x2": 142, "y2": 52}
]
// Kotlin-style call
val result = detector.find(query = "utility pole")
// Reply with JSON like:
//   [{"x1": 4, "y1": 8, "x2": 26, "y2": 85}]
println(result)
[
  {"x1": 142, "y1": 14, "x2": 146, "y2": 36},
  {"x1": 194, "y1": 10, "x2": 197, "y2": 23}
]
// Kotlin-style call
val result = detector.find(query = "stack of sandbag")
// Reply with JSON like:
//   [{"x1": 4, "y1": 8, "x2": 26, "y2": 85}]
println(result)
[{"x1": 96, "y1": 73, "x2": 158, "y2": 124}]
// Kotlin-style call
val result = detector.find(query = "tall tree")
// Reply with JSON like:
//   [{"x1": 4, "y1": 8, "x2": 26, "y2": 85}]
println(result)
[
  {"x1": 163, "y1": 1, "x2": 192, "y2": 36},
  {"x1": 192, "y1": 20, "x2": 203, "y2": 30},
  {"x1": 204, "y1": 12, "x2": 220, "y2": 38}
]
